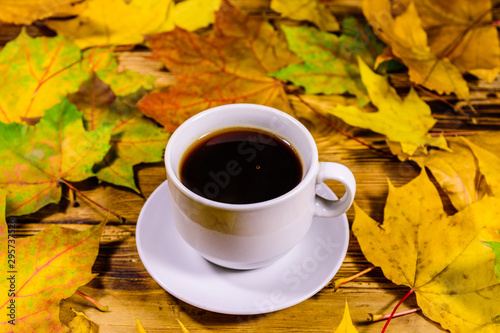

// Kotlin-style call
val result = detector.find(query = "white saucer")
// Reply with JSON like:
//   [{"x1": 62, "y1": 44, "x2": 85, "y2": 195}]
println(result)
[{"x1": 136, "y1": 181, "x2": 349, "y2": 315}]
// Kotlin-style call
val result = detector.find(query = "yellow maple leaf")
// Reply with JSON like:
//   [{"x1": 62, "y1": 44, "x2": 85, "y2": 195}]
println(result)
[
  {"x1": 45, "y1": 0, "x2": 223, "y2": 49},
  {"x1": 270, "y1": 0, "x2": 339, "y2": 31},
  {"x1": 45, "y1": 0, "x2": 175, "y2": 49},
  {"x1": 402, "y1": 0, "x2": 500, "y2": 82},
  {"x1": 409, "y1": 132, "x2": 500, "y2": 211},
  {"x1": 136, "y1": 319, "x2": 147, "y2": 333},
  {"x1": 327, "y1": 57, "x2": 448, "y2": 156},
  {"x1": 334, "y1": 302, "x2": 359, "y2": 333},
  {"x1": 411, "y1": 137, "x2": 482, "y2": 211},
  {"x1": 173, "y1": 0, "x2": 222, "y2": 31},
  {"x1": 363, "y1": 0, "x2": 469, "y2": 99},
  {"x1": 0, "y1": 0, "x2": 86, "y2": 24},
  {"x1": 353, "y1": 170, "x2": 500, "y2": 332},
  {"x1": 67, "y1": 309, "x2": 99, "y2": 333},
  {"x1": 463, "y1": 137, "x2": 500, "y2": 198}
]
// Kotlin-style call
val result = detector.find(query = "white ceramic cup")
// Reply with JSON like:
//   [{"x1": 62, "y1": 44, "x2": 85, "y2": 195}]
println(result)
[{"x1": 165, "y1": 104, "x2": 356, "y2": 270}]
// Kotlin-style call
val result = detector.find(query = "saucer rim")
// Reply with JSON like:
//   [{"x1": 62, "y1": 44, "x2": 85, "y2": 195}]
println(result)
[{"x1": 136, "y1": 181, "x2": 349, "y2": 315}]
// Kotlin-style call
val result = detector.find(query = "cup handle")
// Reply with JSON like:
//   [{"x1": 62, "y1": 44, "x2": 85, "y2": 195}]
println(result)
[{"x1": 315, "y1": 162, "x2": 356, "y2": 217}]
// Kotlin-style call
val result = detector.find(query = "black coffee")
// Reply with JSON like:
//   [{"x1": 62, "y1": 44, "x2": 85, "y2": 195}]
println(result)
[{"x1": 180, "y1": 127, "x2": 303, "y2": 204}]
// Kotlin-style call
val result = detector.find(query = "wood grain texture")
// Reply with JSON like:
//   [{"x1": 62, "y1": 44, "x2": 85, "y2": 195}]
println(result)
[{"x1": 5, "y1": 0, "x2": 500, "y2": 332}]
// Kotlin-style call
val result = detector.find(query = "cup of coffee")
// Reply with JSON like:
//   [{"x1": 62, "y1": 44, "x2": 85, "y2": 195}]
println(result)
[{"x1": 165, "y1": 104, "x2": 355, "y2": 269}]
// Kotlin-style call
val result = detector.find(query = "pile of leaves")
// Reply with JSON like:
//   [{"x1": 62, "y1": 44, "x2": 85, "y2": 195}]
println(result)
[{"x1": 0, "y1": 0, "x2": 499, "y2": 332}]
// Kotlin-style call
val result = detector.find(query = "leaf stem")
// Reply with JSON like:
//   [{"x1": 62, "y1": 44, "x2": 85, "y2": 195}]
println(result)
[
  {"x1": 294, "y1": 94, "x2": 393, "y2": 157},
  {"x1": 333, "y1": 265, "x2": 376, "y2": 291},
  {"x1": 75, "y1": 290, "x2": 109, "y2": 312},
  {"x1": 369, "y1": 308, "x2": 420, "y2": 322},
  {"x1": 381, "y1": 289, "x2": 415, "y2": 333},
  {"x1": 176, "y1": 319, "x2": 190, "y2": 333},
  {"x1": 475, "y1": 173, "x2": 484, "y2": 202},
  {"x1": 59, "y1": 178, "x2": 125, "y2": 222},
  {"x1": 411, "y1": 83, "x2": 463, "y2": 112}
]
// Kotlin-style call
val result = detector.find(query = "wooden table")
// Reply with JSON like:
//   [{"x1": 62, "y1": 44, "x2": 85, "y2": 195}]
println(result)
[{"x1": 7, "y1": 1, "x2": 500, "y2": 332}]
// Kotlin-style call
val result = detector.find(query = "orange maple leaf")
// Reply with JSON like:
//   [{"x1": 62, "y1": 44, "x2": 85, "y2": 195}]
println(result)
[{"x1": 137, "y1": 2, "x2": 298, "y2": 131}]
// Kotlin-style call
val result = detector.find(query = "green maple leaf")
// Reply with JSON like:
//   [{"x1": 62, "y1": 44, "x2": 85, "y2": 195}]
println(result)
[
  {"x1": 0, "y1": 29, "x2": 89, "y2": 124},
  {"x1": 82, "y1": 47, "x2": 155, "y2": 97},
  {"x1": 0, "y1": 30, "x2": 153, "y2": 125},
  {"x1": 70, "y1": 76, "x2": 169, "y2": 192},
  {"x1": 0, "y1": 190, "x2": 106, "y2": 331},
  {"x1": 0, "y1": 98, "x2": 112, "y2": 216},
  {"x1": 95, "y1": 96, "x2": 169, "y2": 192},
  {"x1": 485, "y1": 241, "x2": 500, "y2": 283},
  {"x1": 272, "y1": 18, "x2": 384, "y2": 106}
]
